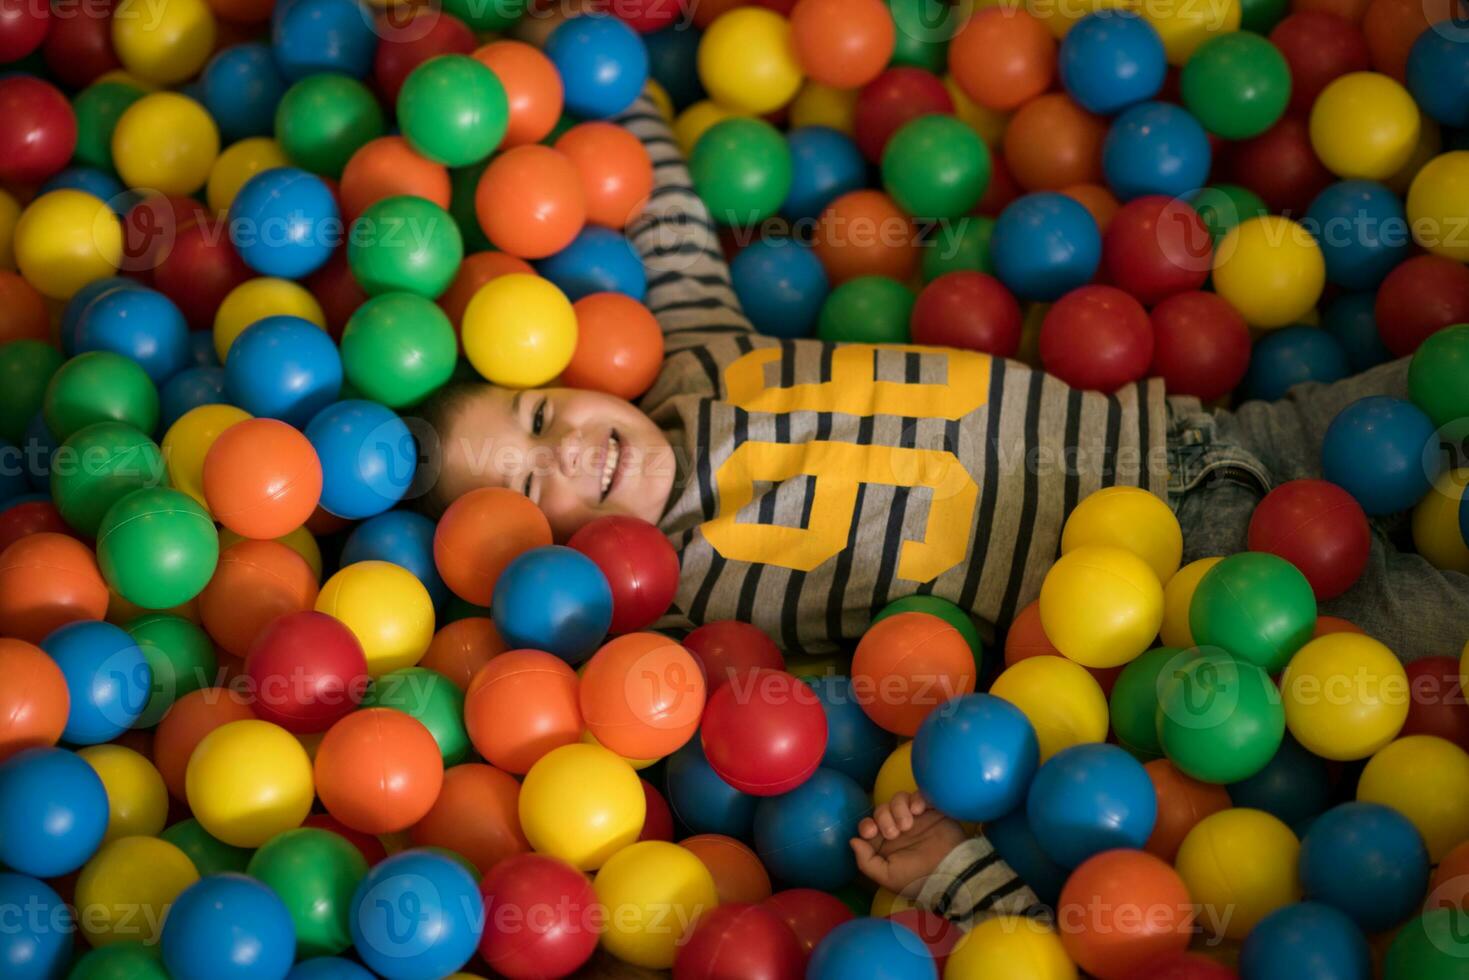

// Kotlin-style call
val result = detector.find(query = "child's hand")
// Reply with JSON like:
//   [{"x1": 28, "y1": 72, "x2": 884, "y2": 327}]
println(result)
[{"x1": 849, "y1": 791, "x2": 967, "y2": 896}]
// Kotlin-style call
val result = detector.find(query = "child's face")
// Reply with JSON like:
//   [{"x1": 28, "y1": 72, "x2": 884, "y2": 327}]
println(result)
[{"x1": 434, "y1": 384, "x2": 676, "y2": 540}]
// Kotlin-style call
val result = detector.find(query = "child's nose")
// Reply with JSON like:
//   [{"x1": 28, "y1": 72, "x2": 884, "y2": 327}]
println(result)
[{"x1": 554, "y1": 433, "x2": 584, "y2": 478}]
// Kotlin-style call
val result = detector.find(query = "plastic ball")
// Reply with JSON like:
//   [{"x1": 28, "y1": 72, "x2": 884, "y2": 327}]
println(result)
[
  {"x1": 338, "y1": 138, "x2": 448, "y2": 224},
  {"x1": 701, "y1": 668, "x2": 826, "y2": 795},
  {"x1": 549, "y1": 291, "x2": 660, "y2": 400},
  {"x1": 1305, "y1": 179, "x2": 1412, "y2": 289},
  {"x1": 814, "y1": 275, "x2": 911, "y2": 343},
  {"x1": 675, "y1": 901, "x2": 803, "y2": 979},
  {"x1": 1238, "y1": 901, "x2": 1372, "y2": 980},
  {"x1": 1027, "y1": 743, "x2": 1156, "y2": 867},
  {"x1": 476, "y1": 853, "x2": 599, "y2": 979},
  {"x1": 753, "y1": 767, "x2": 867, "y2": 890},
  {"x1": 361, "y1": 666, "x2": 468, "y2": 765},
  {"x1": 75, "y1": 835, "x2": 198, "y2": 948},
  {"x1": 244, "y1": 611, "x2": 367, "y2": 733},
  {"x1": 1226, "y1": 733, "x2": 1331, "y2": 830},
  {"x1": 1322, "y1": 395, "x2": 1439, "y2": 515},
  {"x1": 110, "y1": 92, "x2": 218, "y2": 197},
  {"x1": 67, "y1": 944, "x2": 170, "y2": 980},
  {"x1": 186, "y1": 718, "x2": 313, "y2": 847},
  {"x1": 77, "y1": 743, "x2": 165, "y2": 844},
  {"x1": 593, "y1": 840, "x2": 718, "y2": 970},
  {"x1": 807, "y1": 674, "x2": 895, "y2": 787},
  {"x1": 348, "y1": 194, "x2": 462, "y2": 299},
  {"x1": 665, "y1": 737, "x2": 757, "y2": 838},
  {"x1": 1247, "y1": 480, "x2": 1370, "y2": 600},
  {"x1": 245, "y1": 829, "x2": 366, "y2": 959},
  {"x1": 200, "y1": 418, "x2": 320, "y2": 541},
  {"x1": 1189, "y1": 552, "x2": 1317, "y2": 673},
  {"x1": 461, "y1": 648, "x2": 579, "y2": 772},
  {"x1": 882, "y1": 114, "x2": 990, "y2": 222},
  {"x1": 762, "y1": 889, "x2": 853, "y2": 961},
  {"x1": 812, "y1": 189, "x2": 919, "y2": 284},
  {"x1": 0, "y1": 341, "x2": 63, "y2": 445},
  {"x1": 125, "y1": 613, "x2": 215, "y2": 728},
  {"x1": 160, "y1": 366, "x2": 227, "y2": 430},
  {"x1": 306, "y1": 400, "x2": 417, "y2": 519},
  {"x1": 1374, "y1": 254, "x2": 1469, "y2": 356},
  {"x1": 39, "y1": 619, "x2": 148, "y2": 744},
  {"x1": 1212, "y1": 215, "x2": 1326, "y2": 328},
  {"x1": 1310, "y1": 71, "x2": 1420, "y2": 179},
  {"x1": 565, "y1": 515, "x2": 679, "y2": 634},
  {"x1": 543, "y1": 13, "x2": 648, "y2": 120},
  {"x1": 909, "y1": 271, "x2": 1019, "y2": 356},
  {"x1": 1175, "y1": 807, "x2": 1302, "y2": 940},
  {"x1": 519, "y1": 742, "x2": 645, "y2": 869},
  {"x1": 1242, "y1": 325, "x2": 1350, "y2": 401},
  {"x1": 1139, "y1": 0, "x2": 1241, "y2": 65},
  {"x1": 13, "y1": 190, "x2": 123, "y2": 301},
  {"x1": 0, "y1": 76, "x2": 76, "y2": 185},
  {"x1": 340, "y1": 510, "x2": 448, "y2": 613},
  {"x1": 807, "y1": 918, "x2": 935, "y2": 980},
  {"x1": 474, "y1": 145, "x2": 586, "y2": 259},
  {"x1": 200, "y1": 43, "x2": 286, "y2": 142},
  {"x1": 314, "y1": 708, "x2": 443, "y2": 834},
  {"x1": 944, "y1": 915, "x2": 1075, "y2": 980},
  {"x1": 491, "y1": 545, "x2": 612, "y2": 665},
  {"x1": 1110, "y1": 647, "x2": 1190, "y2": 759},
  {"x1": 271, "y1": 0, "x2": 374, "y2": 80},
  {"x1": 224, "y1": 168, "x2": 336, "y2": 279},
  {"x1": 0, "y1": 0, "x2": 50, "y2": 62},
  {"x1": 949, "y1": 7, "x2": 1055, "y2": 111},
  {"x1": 0, "y1": 531, "x2": 109, "y2": 643},
  {"x1": 1102, "y1": 101, "x2": 1212, "y2": 200},
  {"x1": 1281, "y1": 630, "x2": 1410, "y2": 763},
  {"x1": 1269, "y1": 11, "x2": 1369, "y2": 113},
  {"x1": 990, "y1": 656, "x2": 1109, "y2": 762},
  {"x1": 151, "y1": 687, "x2": 254, "y2": 801},
  {"x1": 48, "y1": 421, "x2": 163, "y2": 538},
  {"x1": 0, "y1": 640, "x2": 69, "y2": 762},
  {"x1": 433, "y1": 487, "x2": 551, "y2": 608},
  {"x1": 96, "y1": 486, "x2": 217, "y2": 610},
  {"x1": 691, "y1": 117, "x2": 793, "y2": 227},
  {"x1": 460, "y1": 272, "x2": 578, "y2": 388},
  {"x1": 1298, "y1": 801, "x2": 1428, "y2": 932},
  {"x1": 0, "y1": 873, "x2": 72, "y2": 978},
  {"x1": 1038, "y1": 545, "x2": 1163, "y2": 669},
  {"x1": 336, "y1": 292, "x2": 455, "y2": 407},
  {"x1": 1180, "y1": 31, "x2": 1290, "y2": 139},
  {"x1": 275, "y1": 74, "x2": 385, "y2": 179},
  {"x1": 536, "y1": 226, "x2": 646, "y2": 302},
  {"x1": 419, "y1": 617, "x2": 505, "y2": 692},
  {"x1": 397, "y1": 55, "x2": 506, "y2": 171},
  {"x1": 851, "y1": 611, "x2": 976, "y2": 736},
  {"x1": 468, "y1": 40, "x2": 561, "y2": 149},
  {"x1": 787, "y1": 0, "x2": 891, "y2": 90},
  {"x1": 579, "y1": 632, "x2": 703, "y2": 759},
  {"x1": 410, "y1": 762, "x2": 527, "y2": 874},
  {"x1": 991, "y1": 191, "x2": 1102, "y2": 301},
  {"x1": 1059, "y1": 11, "x2": 1166, "y2": 114},
  {"x1": 1104, "y1": 196, "x2": 1212, "y2": 306},
  {"x1": 1407, "y1": 150, "x2": 1469, "y2": 264},
  {"x1": 161, "y1": 874, "x2": 294, "y2": 980},
  {"x1": 314, "y1": 559, "x2": 433, "y2": 676},
  {"x1": 1058, "y1": 849, "x2": 1193, "y2": 979},
  {"x1": 1360, "y1": 736, "x2": 1469, "y2": 863},
  {"x1": 1157, "y1": 648, "x2": 1286, "y2": 783},
  {"x1": 682, "y1": 621, "x2": 785, "y2": 693},
  {"x1": 1040, "y1": 285, "x2": 1153, "y2": 393},
  {"x1": 75, "y1": 286, "x2": 188, "y2": 386},
  {"x1": 554, "y1": 119, "x2": 653, "y2": 229},
  {"x1": 199, "y1": 538, "x2": 318, "y2": 656},
  {"x1": 912, "y1": 692, "x2": 1039, "y2": 821},
  {"x1": 695, "y1": 7, "x2": 799, "y2": 116},
  {"x1": 1145, "y1": 758, "x2": 1234, "y2": 863},
  {"x1": 1003, "y1": 93, "x2": 1108, "y2": 193},
  {"x1": 0, "y1": 747, "x2": 107, "y2": 877}
]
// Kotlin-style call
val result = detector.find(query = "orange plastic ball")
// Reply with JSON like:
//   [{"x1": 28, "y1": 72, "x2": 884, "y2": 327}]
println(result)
[
  {"x1": 198, "y1": 539, "x2": 319, "y2": 656},
  {"x1": 1004, "y1": 93, "x2": 1107, "y2": 191},
  {"x1": 580, "y1": 632, "x2": 706, "y2": 760},
  {"x1": 433, "y1": 487, "x2": 552, "y2": 606},
  {"x1": 419, "y1": 617, "x2": 508, "y2": 692},
  {"x1": 474, "y1": 144, "x2": 587, "y2": 259},
  {"x1": 0, "y1": 271, "x2": 50, "y2": 344},
  {"x1": 339, "y1": 136, "x2": 451, "y2": 221},
  {"x1": 152, "y1": 687, "x2": 256, "y2": 800},
  {"x1": 1313, "y1": 615, "x2": 1366, "y2": 637},
  {"x1": 409, "y1": 761, "x2": 529, "y2": 874},
  {"x1": 851, "y1": 612, "x2": 978, "y2": 736},
  {"x1": 681, "y1": 834, "x2": 773, "y2": 904},
  {"x1": 790, "y1": 0, "x2": 895, "y2": 90},
  {"x1": 692, "y1": 0, "x2": 745, "y2": 28},
  {"x1": 554, "y1": 121, "x2": 654, "y2": 229},
  {"x1": 1363, "y1": 0, "x2": 1465, "y2": 80},
  {"x1": 949, "y1": 8, "x2": 1057, "y2": 111},
  {"x1": 812, "y1": 189, "x2": 918, "y2": 284},
  {"x1": 473, "y1": 40, "x2": 564, "y2": 148},
  {"x1": 202, "y1": 418, "x2": 323, "y2": 541},
  {"x1": 437, "y1": 251, "x2": 536, "y2": 333},
  {"x1": 1428, "y1": 838, "x2": 1469, "y2": 910},
  {"x1": 1005, "y1": 599, "x2": 1062, "y2": 661},
  {"x1": 560, "y1": 292, "x2": 664, "y2": 400},
  {"x1": 1058, "y1": 849, "x2": 1194, "y2": 980},
  {"x1": 0, "y1": 638, "x2": 70, "y2": 761},
  {"x1": 1143, "y1": 759, "x2": 1232, "y2": 862},
  {"x1": 1061, "y1": 183, "x2": 1121, "y2": 233},
  {"x1": 464, "y1": 649, "x2": 583, "y2": 774},
  {"x1": 314, "y1": 707, "x2": 445, "y2": 834},
  {"x1": 0, "y1": 532, "x2": 109, "y2": 643}
]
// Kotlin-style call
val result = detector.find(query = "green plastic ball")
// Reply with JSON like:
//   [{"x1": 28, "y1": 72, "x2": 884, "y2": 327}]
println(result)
[
  {"x1": 348, "y1": 195, "x2": 464, "y2": 299},
  {"x1": 160, "y1": 818, "x2": 254, "y2": 875},
  {"x1": 440, "y1": 0, "x2": 526, "y2": 31},
  {"x1": 1180, "y1": 32, "x2": 1292, "y2": 140},
  {"x1": 887, "y1": 0, "x2": 952, "y2": 73},
  {"x1": 398, "y1": 55, "x2": 509, "y2": 168},
  {"x1": 1385, "y1": 909, "x2": 1469, "y2": 980},
  {"x1": 361, "y1": 666, "x2": 469, "y2": 765},
  {"x1": 1191, "y1": 183, "x2": 1270, "y2": 246},
  {"x1": 690, "y1": 117, "x2": 793, "y2": 226},
  {"x1": 275, "y1": 74, "x2": 386, "y2": 179},
  {"x1": 1239, "y1": 0, "x2": 1289, "y2": 34},
  {"x1": 881, "y1": 114, "x2": 991, "y2": 221},
  {"x1": 0, "y1": 339, "x2": 64, "y2": 443},
  {"x1": 1157, "y1": 647, "x2": 1285, "y2": 784},
  {"x1": 818, "y1": 275, "x2": 915, "y2": 343},
  {"x1": 872, "y1": 594, "x2": 984, "y2": 671},
  {"x1": 66, "y1": 942, "x2": 169, "y2": 980},
  {"x1": 72, "y1": 81, "x2": 146, "y2": 173},
  {"x1": 341, "y1": 293, "x2": 458, "y2": 408},
  {"x1": 1189, "y1": 552, "x2": 1317, "y2": 674},
  {"x1": 1108, "y1": 646, "x2": 1195, "y2": 761},
  {"x1": 1409, "y1": 323, "x2": 1469, "y2": 430},
  {"x1": 43, "y1": 350, "x2": 159, "y2": 442},
  {"x1": 922, "y1": 216, "x2": 995, "y2": 282},
  {"x1": 50, "y1": 422, "x2": 165, "y2": 537},
  {"x1": 449, "y1": 161, "x2": 493, "y2": 252},
  {"x1": 246, "y1": 827, "x2": 369, "y2": 958},
  {"x1": 98, "y1": 487, "x2": 219, "y2": 611},
  {"x1": 125, "y1": 614, "x2": 218, "y2": 728}
]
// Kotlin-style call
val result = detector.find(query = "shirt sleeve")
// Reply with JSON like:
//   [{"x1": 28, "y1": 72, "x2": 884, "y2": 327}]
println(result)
[{"x1": 914, "y1": 835, "x2": 1045, "y2": 930}]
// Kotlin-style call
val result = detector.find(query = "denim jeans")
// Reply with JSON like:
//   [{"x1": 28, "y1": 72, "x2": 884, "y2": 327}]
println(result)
[{"x1": 1166, "y1": 358, "x2": 1469, "y2": 663}]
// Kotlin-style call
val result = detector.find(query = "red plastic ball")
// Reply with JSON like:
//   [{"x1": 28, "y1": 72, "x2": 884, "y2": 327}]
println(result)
[
  {"x1": 910, "y1": 272, "x2": 1023, "y2": 358},
  {"x1": 372, "y1": 7, "x2": 476, "y2": 103},
  {"x1": 244, "y1": 611, "x2": 370, "y2": 734},
  {"x1": 478, "y1": 853, "x2": 601, "y2": 980},
  {"x1": 1103, "y1": 196, "x2": 1212, "y2": 306},
  {"x1": 304, "y1": 250, "x2": 368, "y2": 340},
  {"x1": 673, "y1": 903, "x2": 806, "y2": 980},
  {"x1": 1149, "y1": 291, "x2": 1251, "y2": 402},
  {"x1": 701, "y1": 668, "x2": 827, "y2": 796},
  {"x1": 566, "y1": 515, "x2": 680, "y2": 634},
  {"x1": 154, "y1": 217, "x2": 255, "y2": 330},
  {"x1": 1247, "y1": 479, "x2": 1371, "y2": 600},
  {"x1": 122, "y1": 195, "x2": 211, "y2": 282},
  {"x1": 1374, "y1": 255, "x2": 1469, "y2": 357},
  {"x1": 1223, "y1": 115, "x2": 1333, "y2": 214},
  {"x1": 1269, "y1": 13, "x2": 1371, "y2": 114},
  {"x1": 1124, "y1": 951, "x2": 1238, "y2": 979},
  {"x1": 639, "y1": 777, "x2": 674, "y2": 841},
  {"x1": 42, "y1": 0, "x2": 119, "y2": 89},
  {"x1": 0, "y1": 271, "x2": 50, "y2": 344},
  {"x1": 0, "y1": 0, "x2": 49, "y2": 62},
  {"x1": 888, "y1": 909, "x2": 962, "y2": 973},
  {"x1": 0, "y1": 75, "x2": 76, "y2": 184},
  {"x1": 683, "y1": 621, "x2": 785, "y2": 692},
  {"x1": 763, "y1": 889, "x2": 854, "y2": 960},
  {"x1": 853, "y1": 67, "x2": 955, "y2": 163},
  {"x1": 1040, "y1": 285, "x2": 1155, "y2": 393},
  {"x1": 1401, "y1": 655, "x2": 1469, "y2": 751},
  {"x1": 0, "y1": 500, "x2": 72, "y2": 555},
  {"x1": 977, "y1": 153, "x2": 1023, "y2": 217}
]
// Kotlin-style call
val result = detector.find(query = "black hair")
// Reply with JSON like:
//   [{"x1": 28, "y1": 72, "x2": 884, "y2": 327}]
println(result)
[{"x1": 409, "y1": 380, "x2": 485, "y2": 519}]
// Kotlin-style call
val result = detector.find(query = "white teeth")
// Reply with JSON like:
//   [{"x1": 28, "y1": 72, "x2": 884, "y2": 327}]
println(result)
[{"x1": 601, "y1": 433, "x2": 621, "y2": 495}]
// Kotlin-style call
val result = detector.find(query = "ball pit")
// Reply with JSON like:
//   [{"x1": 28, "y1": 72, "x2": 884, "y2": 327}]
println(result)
[
  {"x1": 1239, "y1": 902, "x2": 1372, "y2": 980},
  {"x1": 76, "y1": 835, "x2": 199, "y2": 947},
  {"x1": 1176, "y1": 807, "x2": 1302, "y2": 940},
  {"x1": 1028, "y1": 743, "x2": 1157, "y2": 867},
  {"x1": 1157, "y1": 648, "x2": 1285, "y2": 784},
  {"x1": 753, "y1": 767, "x2": 867, "y2": 891},
  {"x1": 476, "y1": 853, "x2": 599, "y2": 979},
  {"x1": 1357, "y1": 734, "x2": 1469, "y2": 862},
  {"x1": 186, "y1": 718, "x2": 314, "y2": 848}
]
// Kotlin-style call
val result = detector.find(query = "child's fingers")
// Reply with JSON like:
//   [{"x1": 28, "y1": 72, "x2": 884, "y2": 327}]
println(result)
[
  {"x1": 909, "y1": 793, "x2": 930, "y2": 817},
  {"x1": 874, "y1": 806, "x2": 901, "y2": 839},
  {"x1": 890, "y1": 792, "x2": 916, "y2": 831},
  {"x1": 857, "y1": 816, "x2": 880, "y2": 840},
  {"x1": 849, "y1": 836, "x2": 886, "y2": 877}
]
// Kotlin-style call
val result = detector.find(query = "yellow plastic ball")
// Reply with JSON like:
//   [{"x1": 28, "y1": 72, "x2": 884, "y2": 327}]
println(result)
[
  {"x1": 944, "y1": 915, "x2": 1077, "y2": 980},
  {"x1": 462, "y1": 273, "x2": 578, "y2": 388},
  {"x1": 219, "y1": 524, "x2": 324, "y2": 581},
  {"x1": 0, "y1": 188, "x2": 19, "y2": 269},
  {"x1": 645, "y1": 79, "x2": 674, "y2": 122},
  {"x1": 1161, "y1": 556, "x2": 1222, "y2": 649},
  {"x1": 1138, "y1": 0, "x2": 1240, "y2": 65},
  {"x1": 1174, "y1": 808, "x2": 1301, "y2": 940},
  {"x1": 1309, "y1": 72, "x2": 1421, "y2": 180},
  {"x1": 74, "y1": 836, "x2": 199, "y2": 946},
  {"x1": 13, "y1": 190, "x2": 124, "y2": 300},
  {"x1": 1407, "y1": 151, "x2": 1469, "y2": 263},
  {"x1": 185, "y1": 718, "x2": 315, "y2": 848},
  {"x1": 674, "y1": 100, "x2": 741, "y2": 156},
  {"x1": 990, "y1": 655, "x2": 1108, "y2": 762},
  {"x1": 519, "y1": 743, "x2": 645, "y2": 870},
  {"x1": 206, "y1": 138, "x2": 289, "y2": 214},
  {"x1": 1061, "y1": 486, "x2": 1183, "y2": 583},
  {"x1": 581, "y1": 729, "x2": 658, "y2": 771},
  {"x1": 790, "y1": 81, "x2": 858, "y2": 135},
  {"x1": 112, "y1": 0, "x2": 216, "y2": 86},
  {"x1": 592, "y1": 840, "x2": 719, "y2": 969},
  {"x1": 213, "y1": 277, "x2": 326, "y2": 361},
  {"x1": 1212, "y1": 215, "x2": 1325, "y2": 328},
  {"x1": 873, "y1": 741, "x2": 917, "y2": 806},
  {"x1": 870, "y1": 887, "x2": 912, "y2": 918},
  {"x1": 945, "y1": 76, "x2": 1008, "y2": 148},
  {"x1": 163, "y1": 404, "x2": 252, "y2": 509},
  {"x1": 1357, "y1": 734, "x2": 1469, "y2": 862},
  {"x1": 1281, "y1": 633, "x2": 1409, "y2": 762},
  {"x1": 79, "y1": 744, "x2": 169, "y2": 843},
  {"x1": 697, "y1": 8, "x2": 803, "y2": 115},
  {"x1": 315, "y1": 560, "x2": 435, "y2": 676},
  {"x1": 112, "y1": 92, "x2": 219, "y2": 196},
  {"x1": 1039, "y1": 545, "x2": 1164, "y2": 669}
]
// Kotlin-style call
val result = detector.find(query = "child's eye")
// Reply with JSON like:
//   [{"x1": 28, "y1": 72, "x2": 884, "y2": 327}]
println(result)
[{"x1": 531, "y1": 399, "x2": 546, "y2": 436}]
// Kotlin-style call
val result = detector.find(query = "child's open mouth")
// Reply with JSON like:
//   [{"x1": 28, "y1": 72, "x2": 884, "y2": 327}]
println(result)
[{"x1": 600, "y1": 429, "x2": 622, "y2": 501}]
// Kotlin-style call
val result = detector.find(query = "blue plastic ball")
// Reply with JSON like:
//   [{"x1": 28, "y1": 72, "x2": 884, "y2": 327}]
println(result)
[
  {"x1": 41, "y1": 620, "x2": 151, "y2": 745},
  {"x1": 1227, "y1": 735, "x2": 1332, "y2": 832},
  {"x1": 985, "y1": 808, "x2": 1069, "y2": 907},
  {"x1": 340, "y1": 509, "x2": 450, "y2": 611},
  {"x1": 491, "y1": 545, "x2": 613, "y2": 664},
  {"x1": 305, "y1": 400, "x2": 417, "y2": 520},
  {"x1": 161, "y1": 366, "x2": 230, "y2": 430},
  {"x1": 287, "y1": 958, "x2": 378, "y2": 980},
  {"x1": 536, "y1": 226, "x2": 647, "y2": 301},
  {"x1": 991, "y1": 192, "x2": 1102, "y2": 301},
  {"x1": 545, "y1": 14, "x2": 649, "y2": 119},
  {"x1": 271, "y1": 0, "x2": 377, "y2": 81},
  {"x1": 40, "y1": 167, "x2": 125, "y2": 208},
  {"x1": 913, "y1": 693, "x2": 1040, "y2": 822},
  {"x1": 0, "y1": 747, "x2": 109, "y2": 878},
  {"x1": 809, "y1": 674, "x2": 895, "y2": 787},
  {"x1": 1242, "y1": 325, "x2": 1351, "y2": 402},
  {"x1": 664, "y1": 738, "x2": 757, "y2": 838},
  {"x1": 225, "y1": 315, "x2": 343, "y2": 427},
  {"x1": 1321, "y1": 396, "x2": 1440, "y2": 515},
  {"x1": 21, "y1": 414, "x2": 54, "y2": 492},
  {"x1": 0, "y1": 873, "x2": 72, "y2": 980},
  {"x1": 753, "y1": 768, "x2": 868, "y2": 891},
  {"x1": 1322, "y1": 291, "x2": 1393, "y2": 373},
  {"x1": 188, "y1": 330, "x2": 221, "y2": 368},
  {"x1": 62, "y1": 277, "x2": 144, "y2": 356},
  {"x1": 1407, "y1": 29, "x2": 1469, "y2": 128},
  {"x1": 1026, "y1": 743, "x2": 1156, "y2": 868},
  {"x1": 1239, "y1": 902, "x2": 1371, "y2": 980},
  {"x1": 162, "y1": 874, "x2": 296, "y2": 980},
  {"x1": 350, "y1": 850, "x2": 484, "y2": 980},
  {"x1": 1300, "y1": 802, "x2": 1430, "y2": 933},
  {"x1": 730, "y1": 237, "x2": 830, "y2": 338},
  {"x1": 1102, "y1": 101, "x2": 1212, "y2": 200},
  {"x1": 1305, "y1": 181, "x2": 1411, "y2": 290},
  {"x1": 228, "y1": 168, "x2": 340, "y2": 279},
  {"x1": 202, "y1": 43, "x2": 288, "y2": 142},
  {"x1": 76, "y1": 286, "x2": 190, "y2": 384},
  {"x1": 784, "y1": 126, "x2": 867, "y2": 223},
  {"x1": 644, "y1": 24, "x2": 704, "y2": 110},
  {"x1": 809, "y1": 918, "x2": 938, "y2": 980},
  {"x1": 1059, "y1": 11, "x2": 1167, "y2": 115}
]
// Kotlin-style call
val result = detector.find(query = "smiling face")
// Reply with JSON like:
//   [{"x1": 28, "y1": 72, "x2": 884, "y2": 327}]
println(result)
[{"x1": 428, "y1": 383, "x2": 677, "y2": 540}]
